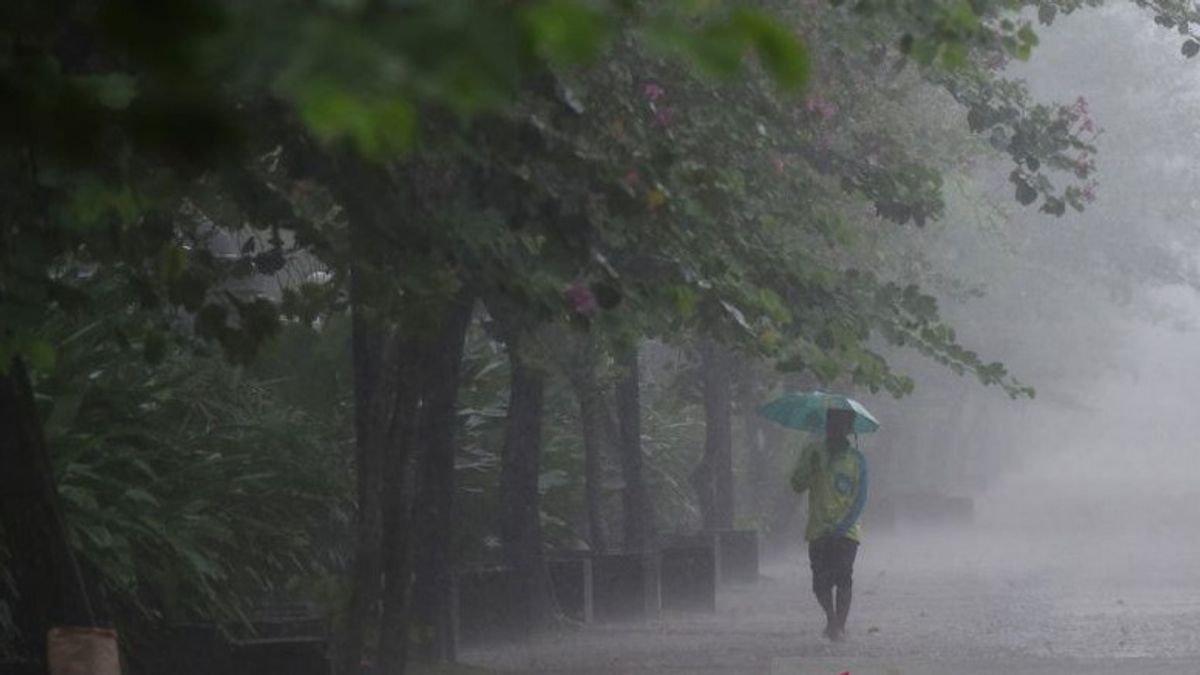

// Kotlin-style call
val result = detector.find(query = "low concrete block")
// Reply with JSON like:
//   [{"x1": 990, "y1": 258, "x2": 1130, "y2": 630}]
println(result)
[
  {"x1": 591, "y1": 552, "x2": 659, "y2": 622},
  {"x1": 455, "y1": 566, "x2": 529, "y2": 646},
  {"x1": 548, "y1": 557, "x2": 593, "y2": 622},
  {"x1": 714, "y1": 529, "x2": 759, "y2": 583},
  {"x1": 155, "y1": 624, "x2": 234, "y2": 675},
  {"x1": 230, "y1": 637, "x2": 329, "y2": 675},
  {"x1": 659, "y1": 538, "x2": 716, "y2": 612}
]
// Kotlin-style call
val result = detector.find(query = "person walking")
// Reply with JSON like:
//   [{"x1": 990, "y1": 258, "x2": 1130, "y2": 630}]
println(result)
[{"x1": 790, "y1": 407, "x2": 869, "y2": 642}]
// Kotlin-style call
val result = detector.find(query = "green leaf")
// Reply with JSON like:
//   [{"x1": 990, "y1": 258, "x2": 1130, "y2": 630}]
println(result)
[
  {"x1": 1014, "y1": 179, "x2": 1038, "y2": 205},
  {"x1": 1017, "y1": 24, "x2": 1039, "y2": 47},
  {"x1": 22, "y1": 339, "x2": 57, "y2": 372},
  {"x1": 521, "y1": 0, "x2": 612, "y2": 64},
  {"x1": 642, "y1": 10, "x2": 807, "y2": 89},
  {"x1": 1037, "y1": 4, "x2": 1058, "y2": 25},
  {"x1": 59, "y1": 484, "x2": 100, "y2": 511},
  {"x1": 159, "y1": 245, "x2": 187, "y2": 281},
  {"x1": 124, "y1": 488, "x2": 161, "y2": 508},
  {"x1": 941, "y1": 42, "x2": 968, "y2": 69},
  {"x1": 730, "y1": 10, "x2": 809, "y2": 90},
  {"x1": 944, "y1": 0, "x2": 980, "y2": 34},
  {"x1": 911, "y1": 37, "x2": 940, "y2": 66},
  {"x1": 293, "y1": 81, "x2": 417, "y2": 158}
]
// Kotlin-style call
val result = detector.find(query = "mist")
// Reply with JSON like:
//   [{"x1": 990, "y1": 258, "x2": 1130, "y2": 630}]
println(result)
[{"x1": 9, "y1": 2, "x2": 1200, "y2": 675}]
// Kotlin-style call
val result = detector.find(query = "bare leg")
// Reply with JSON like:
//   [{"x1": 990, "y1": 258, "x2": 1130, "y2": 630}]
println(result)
[
  {"x1": 833, "y1": 585, "x2": 852, "y2": 641},
  {"x1": 815, "y1": 586, "x2": 836, "y2": 638}
]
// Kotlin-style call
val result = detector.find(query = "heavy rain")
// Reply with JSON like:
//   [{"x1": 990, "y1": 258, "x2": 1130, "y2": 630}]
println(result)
[{"x1": 4, "y1": 2, "x2": 1200, "y2": 675}]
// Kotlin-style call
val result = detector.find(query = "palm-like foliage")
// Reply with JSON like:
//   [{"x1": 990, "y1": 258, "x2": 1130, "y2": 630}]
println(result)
[{"x1": 34, "y1": 313, "x2": 350, "y2": 627}]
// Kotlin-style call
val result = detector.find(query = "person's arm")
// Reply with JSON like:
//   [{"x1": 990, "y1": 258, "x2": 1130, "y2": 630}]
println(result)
[
  {"x1": 790, "y1": 444, "x2": 818, "y2": 494},
  {"x1": 833, "y1": 449, "x2": 869, "y2": 536}
]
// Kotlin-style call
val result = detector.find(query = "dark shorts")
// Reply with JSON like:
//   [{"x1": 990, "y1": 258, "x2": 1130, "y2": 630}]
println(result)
[{"x1": 808, "y1": 535, "x2": 858, "y2": 593}]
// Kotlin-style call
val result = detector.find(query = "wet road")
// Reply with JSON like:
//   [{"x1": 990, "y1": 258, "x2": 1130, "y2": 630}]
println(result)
[{"x1": 460, "y1": 527, "x2": 1200, "y2": 674}]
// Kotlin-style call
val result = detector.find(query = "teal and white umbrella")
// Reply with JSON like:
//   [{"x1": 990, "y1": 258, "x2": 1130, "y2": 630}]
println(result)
[{"x1": 757, "y1": 390, "x2": 880, "y2": 434}]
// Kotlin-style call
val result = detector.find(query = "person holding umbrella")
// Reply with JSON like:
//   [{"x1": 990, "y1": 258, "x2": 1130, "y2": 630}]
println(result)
[{"x1": 760, "y1": 392, "x2": 875, "y2": 642}]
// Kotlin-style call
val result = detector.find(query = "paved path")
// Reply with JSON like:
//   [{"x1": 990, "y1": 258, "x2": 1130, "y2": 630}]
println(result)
[{"x1": 460, "y1": 529, "x2": 1200, "y2": 674}]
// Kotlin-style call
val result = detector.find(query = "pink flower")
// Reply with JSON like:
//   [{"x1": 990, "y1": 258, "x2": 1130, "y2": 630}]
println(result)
[
  {"x1": 642, "y1": 81, "x2": 666, "y2": 101},
  {"x1": 771, "y1": 156, "x2": 786, "y2": 174},
  {"x1": 623, "y1": 169, "x2": 640, "y2": 188},
  {"x1": 1080, "y1": 118, "x2": 1094, "y2": 133},
  {"x1": 653, "y1": 106, "x2": 676, "y2": 128},
  {"x1": 804, "y1": 95, "x2": 838, "y2": 119},
  {"x1": 565, "y1": 280, "x2": 598, "y2": 315}
]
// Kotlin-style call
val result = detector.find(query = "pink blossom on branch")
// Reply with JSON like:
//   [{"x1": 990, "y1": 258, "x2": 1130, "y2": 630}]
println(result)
[
  {"x1": 804, "y1": 95, "x2": 838, "y2": 119},
  {"x1": 565, "y1": 280, "x2": 598, "y2": 315},
  {"x1": 642, "y1": 81, "x2": 666, "y2": 101}
]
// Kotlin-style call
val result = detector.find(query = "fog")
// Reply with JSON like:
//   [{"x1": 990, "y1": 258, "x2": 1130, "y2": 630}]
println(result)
[
  {"x1": 14, "y1": 3, "x2": 1200, "y2": 675},
  {"x1": 944, "y1": 6, "x2": 1200, "y2": 545},
  {"x1": 459, "y1": 7, "x2": 1200, "y2": 673}
]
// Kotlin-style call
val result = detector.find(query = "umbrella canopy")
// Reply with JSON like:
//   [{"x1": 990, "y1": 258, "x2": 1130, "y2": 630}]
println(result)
[{"x1": 758, "y1": 390, "x2": 880, "y2": 434}]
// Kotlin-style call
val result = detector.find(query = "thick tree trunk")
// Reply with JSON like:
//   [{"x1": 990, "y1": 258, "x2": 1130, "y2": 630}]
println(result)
[
  {"x1": 411, "y1": 294, "x2": 474, "y2": 663},
  {"x1": 560, "y1": 335, "x2": 607, "y2": 554},
  {"x1": 378, "y1": 342, "x2": 420, "y2": 675},
  {"x1": 309, "y1": 147, "x2": 417, "y2": 675},
  {"x1": 497, "y1": 330, "x2": 558, "y2": 629},
  {"x1": 695, "y1": 340, "x2": 734, "y2": 530},
  {"x1": 0, "y1": 359, "x2": 101, "y2": 666},
  {"x1": 339, "y1": 271, "x2": 390, "y2": 675},
  {"x1": 614, "y1": 343, "x2": 654, "y2": 552}
]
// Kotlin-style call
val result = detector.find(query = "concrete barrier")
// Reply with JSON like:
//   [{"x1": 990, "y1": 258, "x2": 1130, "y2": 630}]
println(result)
[
  {"x1": 454, "y1": 566, "x2": 529, "y2": 646},
  {"x1": 714, "y1": 529, "x2": 759, "y2": 583},
  {"x1": 229, "y1": 602, "x2": 331, "y2": 675},
  {"x1": 548, "y1": 557, "x2": 593, "y2": 623},
  {"x1": 230, "y1": 637, "x2": 328, "y2": 675},
  {"x1": 659, "y1": 535, "x2": 716, "y2": 612},
  {"x1": 590, "y1": 552, "x2": 659, "y2": 622}
]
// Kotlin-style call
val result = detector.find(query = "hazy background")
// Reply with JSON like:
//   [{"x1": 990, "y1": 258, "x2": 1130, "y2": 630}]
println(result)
[{"x1": 863, "y1": 2, "x2": 1200, "y2": 562}]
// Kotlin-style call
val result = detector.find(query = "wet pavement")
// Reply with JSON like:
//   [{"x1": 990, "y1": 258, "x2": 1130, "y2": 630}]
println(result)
[{"x1": 460, "y1": 527, "x2": 1200, "y2": 674}]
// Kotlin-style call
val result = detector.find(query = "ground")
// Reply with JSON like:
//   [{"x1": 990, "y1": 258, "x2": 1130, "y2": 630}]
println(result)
[{"x1": 457, "y1": 527, "x2": 1200, "y2": 674}]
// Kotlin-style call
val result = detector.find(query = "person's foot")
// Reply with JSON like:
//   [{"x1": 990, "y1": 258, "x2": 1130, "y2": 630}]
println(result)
[
  {"x1": 830, "y1": 627, "x2": 846, "y2": 643},
  {"x1": 822, "y1": 622, "x2": 835, "y2": 640}
]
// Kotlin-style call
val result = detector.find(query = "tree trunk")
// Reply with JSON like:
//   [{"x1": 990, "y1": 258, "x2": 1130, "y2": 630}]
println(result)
[
  {"x1": 497, "y1": 329, "x2": 558, "y2": 630},
  {"x1": 411, "y1": 294, "x2": 474, "y2": 663},
  {"x1": 338, "y1": 269, "x2": 391, "y2": 675},
  {"x1": 0, "y1": 359, "x2": 101, "y2": 666},
  {"x1": 560, "y1": 335, "x2": 607, "y2": 554},
  {"x1": 696, "y1": 339, "x2": 734, "y2": 530},
  {"x1": 378, "y1": 340, "x2": 420, "y2": 675},
  {"x1": 614, "y1": 343, "x2": 654, "y2": 552},
  {"x1": 309, "y1": 147, "x2": 415, "y2": 675}
]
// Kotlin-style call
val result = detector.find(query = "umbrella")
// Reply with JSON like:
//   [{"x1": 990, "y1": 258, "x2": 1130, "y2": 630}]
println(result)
[{"x1": 758, "y1": 390, "x2": 880, "y2": 434}]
